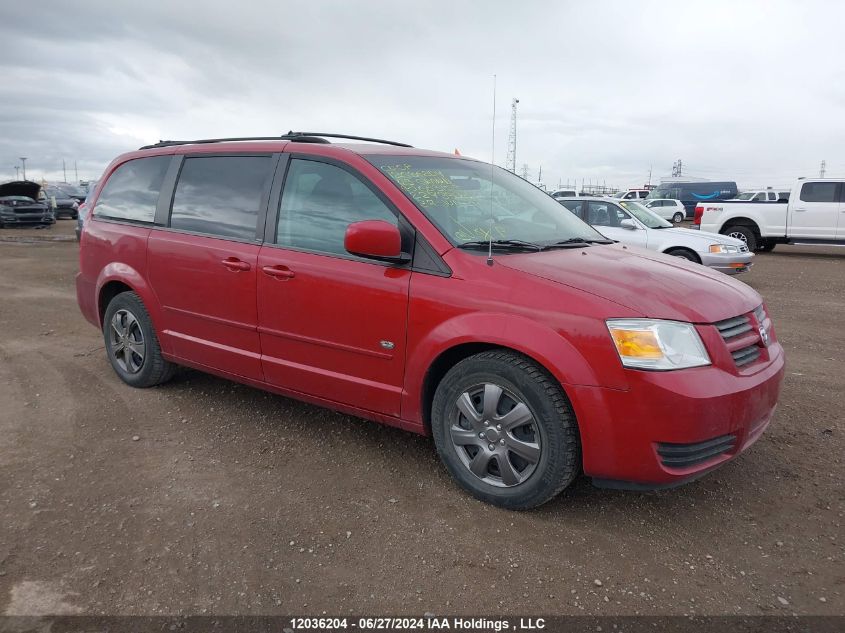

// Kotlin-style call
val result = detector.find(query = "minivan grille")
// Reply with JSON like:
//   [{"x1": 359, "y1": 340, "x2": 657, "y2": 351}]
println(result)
[
  {"x1": 714, "y1": 306, "x2": 767, "y2": 368},
  {"x1": 714, "y1": 315, "x2": 752, "y2": 339},
  {"x1": 657, "y1": 434, "x2": 737, "y2": 468}
]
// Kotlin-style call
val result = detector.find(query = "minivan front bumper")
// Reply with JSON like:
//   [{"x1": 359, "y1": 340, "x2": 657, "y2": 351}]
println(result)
[{"x1": 569, "y1": 341, "x2": 785, "y2": 489}]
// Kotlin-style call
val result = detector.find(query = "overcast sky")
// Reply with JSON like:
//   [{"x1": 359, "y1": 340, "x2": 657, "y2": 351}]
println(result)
[{"x1": 1, "y1": 0, "x2": 842, "y2": 190}]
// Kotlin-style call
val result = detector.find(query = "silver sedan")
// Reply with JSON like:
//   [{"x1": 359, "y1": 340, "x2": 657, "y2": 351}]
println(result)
[{"x1": 558, "y1": 197, "x2": 754, "y2": 274}]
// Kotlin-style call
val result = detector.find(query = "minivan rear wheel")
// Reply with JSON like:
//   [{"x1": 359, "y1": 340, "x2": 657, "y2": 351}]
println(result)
[
  {"x1": 103, "y1": 291, "x2": 175, "y2": 388},
  {"x1": 431, "y1": 350, "x2": 580, "y2": 510}
]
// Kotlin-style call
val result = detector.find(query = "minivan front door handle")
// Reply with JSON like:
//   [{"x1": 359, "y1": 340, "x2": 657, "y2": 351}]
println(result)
[
  {"x1": 262, "y1": 265, "x2": 295, "y2": 280},
  {"x1": 221, "y1": 257, "x2": 251, "y2": 272}
]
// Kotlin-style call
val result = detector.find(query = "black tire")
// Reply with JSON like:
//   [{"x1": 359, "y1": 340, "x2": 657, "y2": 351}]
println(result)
[
  {"x1": 722, "y1": 225, "x2": 757, "y2": 252},
  {"x1": 103, "y1": 291, "x2": 175, "y2": 388},
  {"x1": 431, "y1": 350, "x2": 580, "y2": 510},
  {"x1": 672, "y1": 212, "x2": 685, "y2": 223},
  {"x1": 665, "y1": 247, "x2": 701, "y2": 263},
  {"x1": 758, "y1": 239, "x2": 776, "y2": 252}
]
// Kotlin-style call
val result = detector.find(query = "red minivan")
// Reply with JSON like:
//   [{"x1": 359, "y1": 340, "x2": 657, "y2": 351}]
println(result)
[{"x1": 77, "y1": 133, "x2": 785, "y2": 509}]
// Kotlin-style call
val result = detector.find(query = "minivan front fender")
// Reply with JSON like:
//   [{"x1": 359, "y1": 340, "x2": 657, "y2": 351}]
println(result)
[{"x1": 402, "y1": 311, "x2": 628, "y2": 433}]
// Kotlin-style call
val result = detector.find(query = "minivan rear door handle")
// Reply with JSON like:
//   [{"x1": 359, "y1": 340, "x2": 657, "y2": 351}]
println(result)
[
  {"x1": 262, "y1": 265, "x2": 295, "y2": 280},
  {"x1": 221, "y1": 257, "x2": 251, "y2": 272}
]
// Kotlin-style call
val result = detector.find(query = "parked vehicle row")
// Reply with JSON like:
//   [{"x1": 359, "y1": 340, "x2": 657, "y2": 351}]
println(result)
[
  {"x1": 610, "y1": 188, "x2": 650, "y2": 200},
  {"x1": 558, "y1": 197, "x2": 753, "y2": 274},
  {"x1": 77, "y1": 134, "x2": 783, "y2": 509},
  {"x1": 43, "y1": 185, "x2": 80, "y2": 219},
  {"x1": 730, "y1": 189, "x2": 790, "y2": 203},
  {"x1": 0, "y1": 181, "x2": 55, "y2": 227},
  {"x1": 0, "y1": 180, "x2": 90, "y2": 228},
  {"x1": 644, "y1": 198, "x2": 687, "y2": 223},
  {"x1": 695, "y1": 178, "x2": 845, "y2": 251},
  {"x1": 646, "y1": 181, "x2": 739, "y2": 218}
]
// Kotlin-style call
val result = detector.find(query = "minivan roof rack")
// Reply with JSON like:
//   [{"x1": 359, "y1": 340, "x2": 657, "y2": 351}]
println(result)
[{"x1": 139, "y1": 132, "x2": 412, "y2": 150}]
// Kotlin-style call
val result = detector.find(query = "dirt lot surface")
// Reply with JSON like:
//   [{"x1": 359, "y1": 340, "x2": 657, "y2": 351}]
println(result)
[{"x1": 0, "y1": 220, "x2": 842, "y2": 616}]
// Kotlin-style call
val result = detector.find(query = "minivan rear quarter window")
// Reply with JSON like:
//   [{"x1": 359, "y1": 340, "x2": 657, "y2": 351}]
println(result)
[
  {"x1": 170, "y1": 155, "x2": 274, "y2": 240},
  {"x1": 94, "y1": 156, "x2": 170, "y2": 223}
]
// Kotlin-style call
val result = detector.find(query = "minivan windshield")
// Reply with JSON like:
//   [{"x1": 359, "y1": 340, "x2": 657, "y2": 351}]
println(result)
[
  {"x1": 366, "y1": 155, "x2": 607, "y2": 248},
  {"x1": 618, "y1": 200, "x2": 673, "y2": 229}
]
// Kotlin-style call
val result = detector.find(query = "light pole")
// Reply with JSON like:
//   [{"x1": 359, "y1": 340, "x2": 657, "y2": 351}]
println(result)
[
  {"x1": 14, "y1": 166, "x2": 20, "y2": 179},
  {"x1": 19, "y1": 157, "x2": 27, "y2": 180}
]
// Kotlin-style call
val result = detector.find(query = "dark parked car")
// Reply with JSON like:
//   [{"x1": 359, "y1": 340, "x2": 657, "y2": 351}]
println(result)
[
  {"x1": 57, "y1": 184, "x2": 88, "y2": 203},
  {"x1": 43, "y1": 186, "x2": 80, "y2": 219},
  {"x1": 0, "y1": 181, "x2": 55, "y2": 227},
  {"x1": 76, "y1": 181, "x2": 97, "y2": 240}
]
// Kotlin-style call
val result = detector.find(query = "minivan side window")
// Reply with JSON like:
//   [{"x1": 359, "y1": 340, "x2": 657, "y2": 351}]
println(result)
[
  {"x1": 277, "y1": 159, "x2": 397, "y2": 256},
  {"x1": 169, "y1": 155, "x2": 273, "y2": 241},
  {"x1": 94, "y1": 156, "x2": 170, "y2": 223},
  {"x1": 800, "y1": 182, "x2": 838, "y2": 203}
]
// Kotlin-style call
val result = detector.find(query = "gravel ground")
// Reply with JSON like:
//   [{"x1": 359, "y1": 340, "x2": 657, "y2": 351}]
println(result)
[{"x1": 0, "y1": 220, "x2": 842, "y2": 616}]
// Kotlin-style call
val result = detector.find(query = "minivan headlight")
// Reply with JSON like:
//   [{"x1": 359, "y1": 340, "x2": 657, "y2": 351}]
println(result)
[
  {"x1": 606, "y1": 319, "x2": 711, "y2": 370},
  {"x1": 709, "y1": 244, "x2": 739, "y2": 254}
]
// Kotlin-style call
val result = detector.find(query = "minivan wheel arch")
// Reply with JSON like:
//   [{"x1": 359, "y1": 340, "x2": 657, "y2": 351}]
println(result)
[
  {"x1": 421, "y1": 343, "x2": 578, "y2": 437},
  {"x1": 98, "y1": 280, "x2": 134, "y2": 326}
]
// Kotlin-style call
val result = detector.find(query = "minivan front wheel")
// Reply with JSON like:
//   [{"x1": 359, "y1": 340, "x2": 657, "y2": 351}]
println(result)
[
  {"x1": 431, "y1": 351, "x2": 580, "y2": 510},
  {"x1": 103, "y1": 291, "x2": 175, "y2": 388}
]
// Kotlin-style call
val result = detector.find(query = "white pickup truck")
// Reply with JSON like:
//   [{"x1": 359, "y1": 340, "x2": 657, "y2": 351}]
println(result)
[{"x1": 695, "y1": 178, "x2": 845, "y2": 251}]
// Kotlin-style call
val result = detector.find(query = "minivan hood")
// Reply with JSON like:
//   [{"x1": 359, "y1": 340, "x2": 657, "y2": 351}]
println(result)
[
  {"x1": 0, "y1": 181, "x2": 41, "y2": 199},
  {"x1": 498, "y1": 244, "x2": 760, "y2": 323}
]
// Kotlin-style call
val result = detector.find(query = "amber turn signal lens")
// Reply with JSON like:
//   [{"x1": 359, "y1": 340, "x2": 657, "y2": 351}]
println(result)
[{"x1": 609, "y1": 329, "x2": 663, "y2": 359}]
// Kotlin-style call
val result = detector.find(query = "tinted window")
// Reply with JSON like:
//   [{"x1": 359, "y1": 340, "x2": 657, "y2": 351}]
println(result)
[
  {"x1": 558, "y1": 200, "x2": 581, "y2": 212},
  {"x1": 94, "y1": 156, "x2": 170, "y2": 223},
  {"x1": 277, "y1": 159, "x2": 397, "y2": 255},
  {"x1": 587, "y1": 201, "x2": 624, "y2": 227},
  {"x1": 800, "y1": 182, "x2": 838, "y2": 203},
  {"x1": 170, "y1": 155, "x2": 273, "y2": 240},
  {"x1": 778, "y1": 192, "x2": 790, "y2": 201}
]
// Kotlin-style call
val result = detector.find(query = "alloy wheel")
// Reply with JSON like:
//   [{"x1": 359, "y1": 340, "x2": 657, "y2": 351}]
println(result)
[
  {"x1": 728, "y1": 231, "x2": 748, "y2": 244},
  {"x1": 448, "y1": 383, "x2": 542, "y2": 487},
  {"x1": 108, "y1": 308, "x2": 146, "y2": 373}
]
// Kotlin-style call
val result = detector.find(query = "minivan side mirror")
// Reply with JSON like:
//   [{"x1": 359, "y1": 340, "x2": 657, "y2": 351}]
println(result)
[
  {"x1": 620, "y1": 219, "x2": 638, "y2": 230},
  {"x1": 344, "y1": 220, "x2": 410, "y2": 264}
]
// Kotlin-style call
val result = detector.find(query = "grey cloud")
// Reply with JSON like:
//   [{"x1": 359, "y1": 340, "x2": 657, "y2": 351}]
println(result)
[{"x1": 0, "y1": 0, "x2": 843, "y2": 188}]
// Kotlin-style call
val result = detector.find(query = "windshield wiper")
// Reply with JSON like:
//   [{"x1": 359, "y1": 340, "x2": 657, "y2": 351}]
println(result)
[
  {"x1": 457, "y1": 239, "x2": 544, "y2": 252},
  {"x1": 541, "y1": 237, "x2": 614, "y2": 249}
]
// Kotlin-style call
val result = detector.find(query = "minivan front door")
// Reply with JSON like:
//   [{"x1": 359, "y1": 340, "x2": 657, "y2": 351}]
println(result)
[{"x1": 257, "y1": 157, "x2": 411, "y2": 417}]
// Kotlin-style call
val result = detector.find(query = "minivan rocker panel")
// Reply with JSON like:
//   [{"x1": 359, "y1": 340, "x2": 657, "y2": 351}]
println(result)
[{"x1": 77, "y1": 136, "x2": 784, "y2": 509}]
